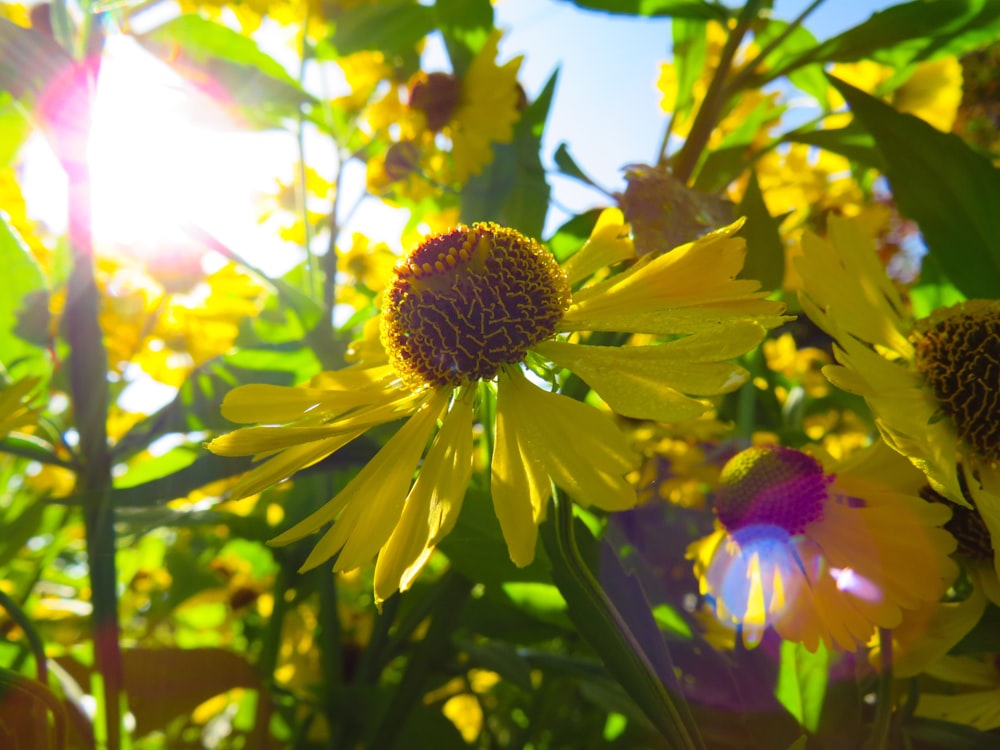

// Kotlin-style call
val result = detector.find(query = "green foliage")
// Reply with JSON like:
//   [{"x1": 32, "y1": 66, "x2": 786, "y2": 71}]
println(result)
[{"x1": 832, "y1": 74, "x2": 1000, "y2": 299}]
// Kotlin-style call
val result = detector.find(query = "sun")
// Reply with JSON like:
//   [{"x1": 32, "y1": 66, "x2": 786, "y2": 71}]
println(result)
[{"x1": 22, "y1": 32, "x2": 294, "y2": 272}]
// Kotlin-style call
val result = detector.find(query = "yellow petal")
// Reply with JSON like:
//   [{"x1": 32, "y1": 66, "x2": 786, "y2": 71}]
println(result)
[
  {"x1": 374, "y1": 395, "x2": 475, "y2": 604},
  {"x1": 226, "y1": 431, "x2": 367, "y2": 501},
  {"x1": 559, "y1": 208, "x2": 635, "y2": 286},
  {"x1": 492, "y1": 376, "x2": 550, "y2": 567},
  {"x1": 266, "y1": 392, "x2": 443, "y2": 560},
  {"x1": 500, "y1": 370, "x2": 637, "y2": 512}
]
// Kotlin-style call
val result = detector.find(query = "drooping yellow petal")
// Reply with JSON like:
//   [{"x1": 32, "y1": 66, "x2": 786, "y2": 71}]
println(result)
[
  {"x1": 492, "y1": 375, "x2": 550, "y2": 567},
  {"x1": 268, "y1": 391, "x2": 445, "y2": 571},
  {"x1": 559, "y1": 208, "x2": 635, "y2": 286},
  {"x1": 499, "y1": 369, "x2": 638, "y2": 512},
  {"x1": 374, "y1": 394, "x2": 475, "y2": 605}
]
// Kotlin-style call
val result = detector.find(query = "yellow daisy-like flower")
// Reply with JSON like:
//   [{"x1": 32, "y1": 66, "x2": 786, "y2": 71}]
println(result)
[
  {"x1": 796, "y1": 216, "x2": 1000, "y2": 577},
  {"x1": 209, "y1": 209, "x2": 787, "y2": 604},
  {"x1": 449, "y1": 30, "x2": 523, "y2": 182},
  {"x1": 688, "y1": 441, "x2": 958, "y2": 652}
]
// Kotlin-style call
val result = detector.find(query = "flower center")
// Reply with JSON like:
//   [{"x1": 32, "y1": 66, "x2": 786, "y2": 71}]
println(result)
[
  {"x1": 409, "y1": 72, "x2": 461, "y2": 131},
  {"x1": 714, "y1": 446, "x2": 831, "y2": 534},
  {"x1": 921, "y1": 486, "x2": 994, "y2": 560},
  {"x1": 913, "y1": 301, "x2": 1000, "y2": 462},
  {"x1": 381, "y1": 223, "x2": 571, "y2": 388}
]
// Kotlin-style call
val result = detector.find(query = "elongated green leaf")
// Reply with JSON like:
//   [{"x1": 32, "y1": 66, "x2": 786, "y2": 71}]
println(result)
[
  {"x1": 670, "y1": 18, "x2": 708, "y2": 117},
  {"x1": 736, "y1": 168, "x2": 785, "y2": 293},
  {"x1": 555, "y1": 0, "x2": 729, "y2": 21},
  {"x1": 831, "y1": 75, "x2": 1000, "y2": 299},
  {"x1": 782, "y1": 123, "x2": 884, "y2": 171},
  {"x1": 775, "y1": 640, "x2": 828, "y2": 733},
  {"x1": 460, "y1": 70, "x2": 557, "y2": 237},
  {"x1": 754, "y1": 20, "x2": 827, "y2": 103},
  {"x1": 330, "y1": 0, "x2": 434, "y2": 56},
  {"x1": 541, "y1": 501, "x2": 704, "y2": 750},
  {"x1": 764, "y1": 0, "x2": 1000, "y2": 82}
]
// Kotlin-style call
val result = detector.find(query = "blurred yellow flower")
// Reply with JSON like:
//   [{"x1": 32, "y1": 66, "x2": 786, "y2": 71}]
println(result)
[
  {"x1": 688, "y1": 441, "x2": 957, "y2": 652},
  {"x1": 830, "y1": 57, "x2": 963, "y2": 132},
  {"x1": 210, "y1": 210, "x2": 786, "y2": 604}
]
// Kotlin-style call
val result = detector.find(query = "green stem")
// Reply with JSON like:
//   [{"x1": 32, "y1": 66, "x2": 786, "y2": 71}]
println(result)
[
  {"x1": 866, "y1": 628, "x2": 894, "y2": 750},
  {"x1": 544, "y1": 488, "x2": 704, "y2": 750},
  {"x1": 0, "y1": 588, "x2": 49, "y2": 683},
  {"x1": 724, "y1": 0, "x2": 828, "y2": 96},
  {"x1": 671, "y1": 0, "x2": 764, "y2": 184},
  {"x1": 62, "y1": 46, "x2": 125, "y2": 748}
]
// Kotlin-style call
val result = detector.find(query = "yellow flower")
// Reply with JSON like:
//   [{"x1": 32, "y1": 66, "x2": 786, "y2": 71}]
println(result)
[
  {"x1": 209, "y1": 209, "x2": 786, "y2": 604},
  {"x1": 796, "y1": 216, "x2": 1000, "y2": 578},
  {"x1": 830, "y1": 57, "x2": 963, "y2": 132},
  {"x1": 449, "y1": 30, "x2": 523, "y2": 182},
  {"x1": 914, "y1": 654, "x2": 1000, "y2": 730},
  {"x1": 688, "y1": 441, "x2": 957, "y2": 652}
]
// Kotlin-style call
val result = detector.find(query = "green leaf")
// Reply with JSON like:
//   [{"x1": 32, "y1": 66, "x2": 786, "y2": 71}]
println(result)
[
  {"x1": 764, "y1": 0, "x2": 1000, "y2": 81},
  {"x1": 782, "y1": 123, "x2": 884, "y2": 171},
  {"x1": 546, "y1": 208, "x2": 603, "y2": 263},
  {"x1": 555, "y1": 0, "x2": 729, "y2": 21},
  {"x1": 330, "y1": 0, "x2": 434, "y2": 57},
  {"x1": 903, "y1": 718, "x2": 1000, "y2": 750},
  {"x1": 0, "y1": 92, "x2": 31, "y2": 165},
  {"x1": 671, "y1": 18, "x2": 708, "y2": 118},
  {"x1": 460, "y1": 70, "x2": 556, "y2": 238},
  {"x1": 554, "y1": 142, "x2": 602, "y2": 188},
  {"x1": 754, "y1": 20, "x2": 827, "y2": 103},
  {"x1": 435, "y1": 0, "x2": 494, "y2": 77},
  {"x1": 541, "y1": 505, "x2": 703, "y2": 749},
  {"x1": 438, "y1": 485, "x2": 551, "y2": 587},
  {"x1": 775, "y1": 639, "x2": 829, "y2": 734},
  {"x1": 0, "y1": 215, "x2": 50, "y2": 381},
  {"x1": 830, "y1": 75, "x2": 1000, "y2": 299},
  {"x1": 736, "y1": 168, "x2": 785, "y2": 293},
  {"x1": 694, "y1": 94, "x2": 786, "y2": 192}
]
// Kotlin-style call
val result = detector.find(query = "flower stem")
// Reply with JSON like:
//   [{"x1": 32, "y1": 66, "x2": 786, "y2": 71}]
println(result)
[
  {"x1": 866, "y1": 628, "x2": 895, "y2": 750},
  {"x1": 62, "y1": 43, "x2": 126, "y2": 748},
  {"x1": 543, "y1": 488, "x2": 704, "y2": 750},
  {"x1": 671, "y1": 0, "x2": 764, "y2": 184}
]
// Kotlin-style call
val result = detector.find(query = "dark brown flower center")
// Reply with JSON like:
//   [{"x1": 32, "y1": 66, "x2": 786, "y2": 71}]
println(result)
[
  {"x1": 381, "y1": 223, "x2": 570, "y2": 388},
  {"x1": 913, "y1": 301, "x2": 1000, "y2": 462},
  {"x1": 408, "y1": 72, "x2": 461, "y2": 131}
]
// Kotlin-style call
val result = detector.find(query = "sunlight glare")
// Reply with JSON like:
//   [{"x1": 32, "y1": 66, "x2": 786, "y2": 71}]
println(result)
[{"x1": 87, "y1": 35, "x2": 293, "y2": 264}]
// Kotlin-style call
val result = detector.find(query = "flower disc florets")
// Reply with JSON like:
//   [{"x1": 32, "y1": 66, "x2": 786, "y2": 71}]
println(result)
[
  {"x1": 381, "y1": 223, "x2": 571, "y2": 389},
  {"x1": 714, "y1": 446, "x2": 831, "y2": 535},
  {"x1": 913, "y1": 300, "x2": 1000, "y2": 462}
]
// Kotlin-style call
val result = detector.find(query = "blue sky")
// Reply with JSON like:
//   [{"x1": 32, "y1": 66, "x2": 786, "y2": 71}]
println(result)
[{"x1": 491, "y1": 0, "x2": 902, "y2": 226}]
